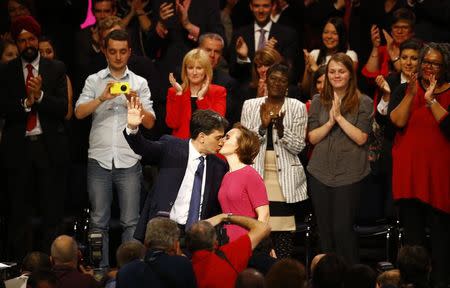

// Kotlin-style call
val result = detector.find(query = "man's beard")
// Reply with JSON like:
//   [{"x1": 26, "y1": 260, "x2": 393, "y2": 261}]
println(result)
[{"x1": 21, "y1": 46, "x2": 39, "y2": 63}]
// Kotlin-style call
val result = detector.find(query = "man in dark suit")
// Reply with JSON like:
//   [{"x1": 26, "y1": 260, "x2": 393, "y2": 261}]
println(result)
[
  {"x1": 227, "y1": 0, "x2": 299, "y2": 83},
  {"x1": 116, "y1": 217, "x2": 196, "y2": 288},
  {"x1": 198, "y1": 33, "x2": 240, "y2": 125},
  {"x1": 123, "y1": 107, "x2": 229, "y2": 241},
  {"x1": 0, "y1": 16, "x2": 68, "y2": 262}
]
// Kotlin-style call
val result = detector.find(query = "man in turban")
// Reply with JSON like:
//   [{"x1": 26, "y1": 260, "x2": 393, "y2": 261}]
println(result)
[{"x1": 0, "y1": 15, "x2": 68, "y2": 262}]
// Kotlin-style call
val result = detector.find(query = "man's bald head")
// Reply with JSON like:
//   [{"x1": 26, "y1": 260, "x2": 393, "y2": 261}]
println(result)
[{"x1": 50, "y1": 235, "x2": 78, "y2": 266}]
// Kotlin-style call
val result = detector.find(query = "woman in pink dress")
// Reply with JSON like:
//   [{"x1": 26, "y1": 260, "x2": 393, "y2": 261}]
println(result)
[{"x1": 218, "y1": 123, "x2": 270, "y2": 242}]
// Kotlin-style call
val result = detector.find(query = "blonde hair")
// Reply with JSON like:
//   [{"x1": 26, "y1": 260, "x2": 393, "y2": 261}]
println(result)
[{"x1": 181, "y1": 48, "x2": 213, "y2": 91}]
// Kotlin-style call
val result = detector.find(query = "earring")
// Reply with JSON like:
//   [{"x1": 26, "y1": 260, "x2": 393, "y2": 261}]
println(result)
[{"x1": 285, "y1": 88, "x2": 289, "y2": 97}]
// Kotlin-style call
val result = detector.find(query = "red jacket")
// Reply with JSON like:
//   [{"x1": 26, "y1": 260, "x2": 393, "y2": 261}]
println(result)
[{"x1": 166, "y1": 84, "x2": 227, "y2": 139}]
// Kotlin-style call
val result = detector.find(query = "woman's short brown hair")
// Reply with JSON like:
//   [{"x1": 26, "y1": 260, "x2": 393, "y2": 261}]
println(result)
[{"x1": 233, "y1": 123, "x2": 260, "y2": 165}]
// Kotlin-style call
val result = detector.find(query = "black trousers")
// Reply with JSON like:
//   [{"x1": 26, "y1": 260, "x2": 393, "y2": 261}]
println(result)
[
  {"x1": 6, "y1": 137, "x2": 66, "y2": 262},
  {"x1": 309, "y1": 175, "x2": 362, "y2": 265},
  {"x1": 398, "y1": 199, "x2": 450, "y2": 287}
]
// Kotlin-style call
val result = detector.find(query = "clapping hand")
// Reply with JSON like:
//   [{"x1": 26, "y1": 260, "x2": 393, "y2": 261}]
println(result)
[
  {"x1": 273, "y1": 111, "x2": 285, "y2": 138},
  {"x1": 169, "y1": 73, "x2": 183, "y2": 95},
  {"x1": 375, "y1": 75, "x2": 391, "y2": 94},
  {"x1": 407, "y1": 73, "x2": 418, "y2": 97},
  {"x1": 370, "y1": 25, "x2": 381, "y2": 48},
  {"x1": 236, "y1": 36, "x2": 249, "y2": 59},
  {"x1": 125, "y1": 89, "x2": 138, "y2": 102},
  {"x1": 127, "y1": 96, "x2": 144, "y2": 129},
  {"x1": 382, "y1": 29, "x2": 399, "y2": 62},
  {"x1": 303, "y1": 49, "x2": 318, "y2": 72},
  {"x1": 27, "y1": 74, "x2": 42, "y2": 101},
  {"x1": 260, "y1": 103, "x2": 272, "y2": 128},
  {"x1": 424, "y1": 74, "x2": 437, "y2": 105},
  {"x1": 265, "y1": 37, "x2": 278, "y2": 50},
  {"x1": 197, "y1": 76, "x2": 210, "y2": 100}
]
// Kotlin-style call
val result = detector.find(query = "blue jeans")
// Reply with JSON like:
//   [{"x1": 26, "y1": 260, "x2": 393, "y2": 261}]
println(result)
[{"x1": 87, "y1": 158, "x2": 142, "y2": 267}]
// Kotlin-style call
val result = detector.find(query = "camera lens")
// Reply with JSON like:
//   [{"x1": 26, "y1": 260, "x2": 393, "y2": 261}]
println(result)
[{"x1": 120, "y1": 85, "x2": 127, "y2": 92}]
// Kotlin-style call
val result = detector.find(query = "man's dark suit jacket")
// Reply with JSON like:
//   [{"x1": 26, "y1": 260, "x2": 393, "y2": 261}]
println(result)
[
  {"x1": 123, "y1": 131, "x2": 228, "y2": 241},
  {"x1": 212, "y1": 69, "x2": 240, "y2": 125},
  {"x1": 227, "y1": 22, "x2": 299, "y2": 83},
  {"x1": 116, "y1": 249, "x2": 196, "y2": 288},
  {"x1": 0, "y1": 57, "x2": 68, "y2": 167}
]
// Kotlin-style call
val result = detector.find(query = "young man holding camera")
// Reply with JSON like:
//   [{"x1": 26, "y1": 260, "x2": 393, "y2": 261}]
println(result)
[{"x1": 75, "y1": 29, "x2": 155, "y2": 268}]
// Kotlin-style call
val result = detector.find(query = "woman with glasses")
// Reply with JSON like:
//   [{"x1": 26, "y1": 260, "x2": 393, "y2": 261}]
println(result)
[
  {"x1": 388, "y1": 42, "x2": 450, "y2": 286},
  {"x1": 362, "y1": 8, "x2": 415, "y2": 79},
  {"x1": 241, "y1": 64, "x2": 308, "y2": 258}
]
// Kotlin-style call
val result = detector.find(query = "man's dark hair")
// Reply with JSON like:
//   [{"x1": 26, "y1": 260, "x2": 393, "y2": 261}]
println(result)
[
  {"x1": 185, "y1": 221, "x2": 216, "y2": 252},
  {"x1": 235, "y1": 268, "x2": 265, "y2": 288},
  {"x1": 104, "y1": 29, "x2": 130, "y2": 49},
  {"x1": 343, "y1": 264, "x2": 377, "y2": 288},
  {"x1": 22, "y1": 251, "x2": 52, "y2": 273},
  {"x1": 312, "y1": 253, "x2": 348, "y2": 288},
  {"x1": 265, "y1": 258, "x2": 307, "y2": 288},
  {"x1": 397, "y1": 245, "x2": 431, "y2": 288},
  {"x1": 190, "y1": 109, "x2": 228, "y2": 139}
]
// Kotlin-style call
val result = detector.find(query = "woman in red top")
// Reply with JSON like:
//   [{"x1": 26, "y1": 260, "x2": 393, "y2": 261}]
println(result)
[
  {"x1": 166, "y1": 48, "x2": 226, "y2": 139},
  {"x1": 389, "y1": 43, "x2": 450, "y2": 286},
  {"x1": 362, "y1": 8, "x2": 415, "y2": 79}
]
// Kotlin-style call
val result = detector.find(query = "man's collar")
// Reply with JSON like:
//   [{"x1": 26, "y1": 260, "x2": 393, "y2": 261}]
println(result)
[
  {"x1": 189, "y1": 139, "x2": 205, "y2": 161},
  {"x1": 99, "y1": 66, "x2": 131, "y2": 80},
  {"x1": 254, "y1": 21, "x2": 272, "y2": 32}
]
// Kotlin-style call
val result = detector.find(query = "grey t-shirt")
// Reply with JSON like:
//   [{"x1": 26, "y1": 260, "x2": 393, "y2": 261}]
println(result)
[{"x1": 307, "y1": 94, "x2": 373, "y2": 187}]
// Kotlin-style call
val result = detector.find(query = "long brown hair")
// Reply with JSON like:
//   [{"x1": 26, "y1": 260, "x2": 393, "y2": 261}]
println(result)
[
  {"x1": 321, "y1": 53, "x2": 360, "y2": 114},
  {"x1": 250, "y1": 47, "x2": 282, "y2": 88}
]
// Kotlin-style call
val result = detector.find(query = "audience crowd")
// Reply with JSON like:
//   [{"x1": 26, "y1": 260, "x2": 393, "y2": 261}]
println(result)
[{"x1": 1, "y1": 0, "x2": 449, "y2": 287}]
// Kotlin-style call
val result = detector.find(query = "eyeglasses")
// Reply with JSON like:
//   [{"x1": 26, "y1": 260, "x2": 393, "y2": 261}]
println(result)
[
  {"x1": 391, "y1": 25, "x2": 411, "y2": 31},
  {"x1": 422, "y1": 60, "x2": 443, "y2": 69}
]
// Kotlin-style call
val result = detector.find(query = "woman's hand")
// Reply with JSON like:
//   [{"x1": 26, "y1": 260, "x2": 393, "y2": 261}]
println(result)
[
  {"x1": 383, "y1": 29, "x2": 399, "y2": 61},
  {"x1": 127, "y1": 96, "x2": 144, "y2": 129},
  {"x1": 375, "y1": 75, "x2": 391, "y2": 94},
  {"x1": 424, "y1": 74, "x2": 437, "y2": 105},
  {"x1": 257, "y1": 78, "x2": 267, "y2": 97},
  {"x1": 370, "y1": 25, "x2": 381, "y2": 48},
  {"x1": 407, "y1": 73, "x2": 418, "y2": 97},
  {"x1": 260, "y1": 103, "x2": 272, "y2": 128},
  {"x1": 273, "y1": 111, "x2": 285, "y2": 138},
  {"x1": 197, "y1": 76, "x2": 210, "y2": 100},
  {"x1": 303, "y1": 49, "x2": 318, "y2": 72},
  {"x1": 169, "y1": 73, "x2": 183, "y2": 95},
  {"x1": 332, "y1": 93, "x2": 342, "y2": 122}
]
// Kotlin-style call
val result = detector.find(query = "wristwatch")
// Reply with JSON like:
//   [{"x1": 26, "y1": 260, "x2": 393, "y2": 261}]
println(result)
[{"x1": 427, "y1": 98, "x2": 437, "y2": 107}]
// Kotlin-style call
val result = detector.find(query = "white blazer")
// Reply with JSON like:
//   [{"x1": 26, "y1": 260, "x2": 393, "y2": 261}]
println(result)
[{"x1": 241, "y1": 97, "x2": 308, "y2": 203}]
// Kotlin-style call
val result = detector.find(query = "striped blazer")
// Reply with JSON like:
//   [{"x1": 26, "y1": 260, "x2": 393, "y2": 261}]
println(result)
[{"x1": 241, "y1": 97, "x2": 308, "y2": 203}]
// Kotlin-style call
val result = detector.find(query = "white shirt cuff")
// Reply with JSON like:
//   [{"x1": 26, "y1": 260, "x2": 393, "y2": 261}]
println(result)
[
  {"x1": 377, "y1": 98, "x2": 389, "y2": 115},
  {"x1": 36, "y1": 91, "x2": 44, "y2": 103},
  {"x1": 237, "y1": 57, "x2": 251, "y2": 64},
  {"x1": 125, "y1": 126, "x2": 139, "y2": 135}
]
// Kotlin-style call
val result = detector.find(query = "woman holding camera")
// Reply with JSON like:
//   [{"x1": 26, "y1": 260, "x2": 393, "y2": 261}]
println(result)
[{"x1": 166, "y1": 48, "x2": 226, "y2": 139}]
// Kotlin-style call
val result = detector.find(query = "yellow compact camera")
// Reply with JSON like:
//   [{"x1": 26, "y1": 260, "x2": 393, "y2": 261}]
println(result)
[{"x1": 110, "y1": 82, "x2": 130, "y2": 94}]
